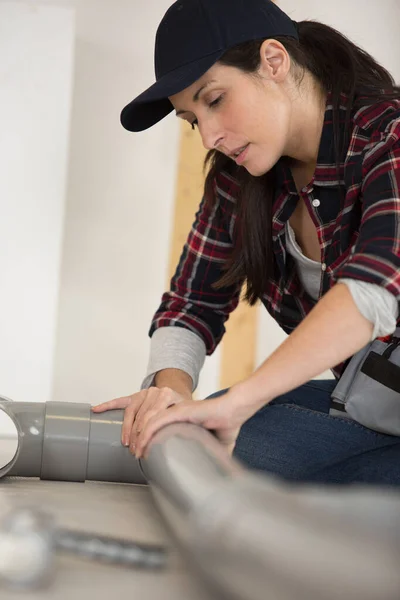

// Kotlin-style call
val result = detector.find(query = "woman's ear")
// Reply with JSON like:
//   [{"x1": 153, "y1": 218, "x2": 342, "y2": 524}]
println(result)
[{"x1": 258, "y1": 39, "x2": 291, "y2": 83}]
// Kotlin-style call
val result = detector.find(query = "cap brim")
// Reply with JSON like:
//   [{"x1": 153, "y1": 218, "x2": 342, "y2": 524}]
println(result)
[{"x1": 120, "y1": 50, "x2": 225, "y2": 132}]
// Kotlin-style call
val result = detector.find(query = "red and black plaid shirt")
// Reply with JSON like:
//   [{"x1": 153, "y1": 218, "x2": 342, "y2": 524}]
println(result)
[{"x1": 150, "y1": 94, "x2": 400, "y2": 378}]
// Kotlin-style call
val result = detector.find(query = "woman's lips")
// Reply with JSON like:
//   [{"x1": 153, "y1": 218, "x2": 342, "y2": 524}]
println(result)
[{"x1": 234, "y1": 144, "x2": 250, "y2": 165}]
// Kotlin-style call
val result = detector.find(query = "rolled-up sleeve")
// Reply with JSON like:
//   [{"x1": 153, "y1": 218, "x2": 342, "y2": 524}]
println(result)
[
  {"x1": 333, "y1": 123, "x2": 400, "y2": 299},
  {"x1": 141, "y1": 327, "x2": 206, "y2": 391}
]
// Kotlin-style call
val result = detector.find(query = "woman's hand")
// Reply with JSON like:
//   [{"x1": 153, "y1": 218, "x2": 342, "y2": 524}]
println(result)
[
  {"x1": 92, "y1": 387, "x2": 188, "y2": 453},
  {"x1": 134, "y1": 390, "x2": 254, "y2": 459}
]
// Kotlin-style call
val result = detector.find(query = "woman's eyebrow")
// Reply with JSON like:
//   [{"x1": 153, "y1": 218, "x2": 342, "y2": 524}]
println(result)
[{"x1": 175, "y1": 80, "x2": 217, "y2": 116}]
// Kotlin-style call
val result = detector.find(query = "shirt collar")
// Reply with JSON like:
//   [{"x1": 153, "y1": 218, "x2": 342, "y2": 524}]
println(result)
[{"x1": 274, "y1": 91, "x2": 350, "y2": 193}]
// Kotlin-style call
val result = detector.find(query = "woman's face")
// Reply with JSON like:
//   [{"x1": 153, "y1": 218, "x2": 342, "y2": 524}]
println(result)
[{"x1": 169, "y1": 40, "x2": 294, "y2": 177}]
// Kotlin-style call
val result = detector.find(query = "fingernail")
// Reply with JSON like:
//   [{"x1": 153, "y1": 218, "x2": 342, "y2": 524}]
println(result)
[{"x1": 130, "y1": 443, "x2": 135, "y2": 453}]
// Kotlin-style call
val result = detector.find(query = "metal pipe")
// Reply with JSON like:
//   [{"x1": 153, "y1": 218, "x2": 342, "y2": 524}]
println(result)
[
  {"x1": 143, "y1": 423, "x2": 400, "y2": 600},
  {"x1": 0, "y1": 506, "x2": 166, "y2": 591}
]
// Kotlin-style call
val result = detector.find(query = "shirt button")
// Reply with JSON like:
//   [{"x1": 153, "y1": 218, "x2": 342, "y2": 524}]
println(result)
[
  {"x1": 312, "y1": 199, "x2": 320, "y2": 208},
  {"x1": 321, "y1": 263, "x2": 327, "y2": 271}
]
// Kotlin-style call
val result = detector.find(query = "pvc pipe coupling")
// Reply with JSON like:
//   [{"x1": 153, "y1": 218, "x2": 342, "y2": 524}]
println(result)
[{"x1": 0, "y1": 397, "x2": 145, "y2": 484}]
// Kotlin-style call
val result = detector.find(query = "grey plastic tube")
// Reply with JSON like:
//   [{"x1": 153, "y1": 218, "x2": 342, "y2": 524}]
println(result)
[
  {"x1": 142, "y1": 423, "x2": 400, "y2": 600},
  {"x1": 0, "y1": 399, "x2": 145, "y2": 484}
]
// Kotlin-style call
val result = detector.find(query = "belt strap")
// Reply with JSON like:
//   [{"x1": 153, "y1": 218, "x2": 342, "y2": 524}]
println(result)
[{"x1": 330, "y1": 399, "x2": 346, "y2": 413}]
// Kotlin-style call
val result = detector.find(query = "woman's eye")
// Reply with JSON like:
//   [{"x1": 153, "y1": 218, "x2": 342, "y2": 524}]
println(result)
[
  {"x1": 189, "y1": 95, "x2": 223, "y2": 130},
  {"x1": 209, "y1": 95, "x2": 223, "y2": 108}
]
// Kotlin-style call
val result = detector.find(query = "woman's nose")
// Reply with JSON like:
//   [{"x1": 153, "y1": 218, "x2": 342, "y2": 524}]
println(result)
[{"x1": 199, "y1": 121, "x2": 224, "y2": 151}]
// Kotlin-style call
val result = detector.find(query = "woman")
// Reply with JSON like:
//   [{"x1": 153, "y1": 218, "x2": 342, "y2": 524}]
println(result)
[{"x1": 93, "y1": 0, "x2": 400, "y2": 485}]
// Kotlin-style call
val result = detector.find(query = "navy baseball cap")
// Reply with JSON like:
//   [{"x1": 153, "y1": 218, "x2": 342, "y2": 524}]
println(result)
[{"x1": 121, "y1": 0, "x2": 298, "y2": 132}]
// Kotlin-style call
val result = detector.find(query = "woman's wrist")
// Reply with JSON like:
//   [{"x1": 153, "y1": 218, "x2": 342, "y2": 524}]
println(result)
[
  {"x1": 226, "y1": 379, "x2": 272, "y2": 420},
  {"x1": 154, "y1": 368, "x2": 193, "y2": 401}
]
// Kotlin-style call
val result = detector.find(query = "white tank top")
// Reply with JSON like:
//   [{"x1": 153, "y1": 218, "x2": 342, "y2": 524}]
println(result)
[{"x1": 286, "y1": 221, "x2": 322, "y2": 300}]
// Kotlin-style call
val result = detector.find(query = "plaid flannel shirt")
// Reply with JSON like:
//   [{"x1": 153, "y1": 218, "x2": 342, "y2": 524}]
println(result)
[{"x1": 150, "y1": 95, "x2": 400, "y2": 378}]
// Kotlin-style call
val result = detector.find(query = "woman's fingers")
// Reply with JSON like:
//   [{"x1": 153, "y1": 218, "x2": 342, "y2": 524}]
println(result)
[
  {"x1": 135, "y1": 402, "x2": 204, "y2": 458},
  {"x1": 130, "y1": 387, "x2": 179, "y2": 449},
  {"x1": 121, "y1": 393, "x2": 145, "y2": 446},
  {"x1": 129, "y1": 389, "x2": 157, "y2": 448},
  {"x1": 91, "y1": 393, "x2": 145, "y2": 446},
  {"x1": 134, "y1": 396, "x2": 242, "y2": 459},
  {"x1": 91, "y1": 396, "x2": 132, "y2": 412},
  {"x1": 92, "y1": 387, "x2": 190, "y2": 454}
]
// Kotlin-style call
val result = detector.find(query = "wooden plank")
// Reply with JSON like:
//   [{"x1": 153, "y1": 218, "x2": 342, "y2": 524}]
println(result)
[
  {"x1": 168, "y1": 122, "x2": 207, "y2": 279},
  {"x1": 220, "y1": 293, "x2": 259, "y2": 390}
]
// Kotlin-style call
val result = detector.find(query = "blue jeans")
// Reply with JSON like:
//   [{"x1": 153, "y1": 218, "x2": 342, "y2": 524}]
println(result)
[{"x1": 208, "y1": 380, "x2": 400, "y2": 487}]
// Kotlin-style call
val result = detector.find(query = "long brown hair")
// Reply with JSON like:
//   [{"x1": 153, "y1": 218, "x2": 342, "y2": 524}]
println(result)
[{"x1": 205, "y1": 21, "x2": 400, "y2": 305}]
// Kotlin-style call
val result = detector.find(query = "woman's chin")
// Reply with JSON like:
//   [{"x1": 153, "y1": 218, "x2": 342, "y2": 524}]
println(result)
[
  {"x1": 244, "y1": 155, "x2": 281, "y2": 177},
  {"x1": 245, "y1": 164, "x2": 270, "y2": 177}
]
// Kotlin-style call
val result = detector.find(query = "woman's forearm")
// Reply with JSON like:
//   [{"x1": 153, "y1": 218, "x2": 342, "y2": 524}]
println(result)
[{"x1": 230, "y1": 283, "x2": 374, "y2": 412}]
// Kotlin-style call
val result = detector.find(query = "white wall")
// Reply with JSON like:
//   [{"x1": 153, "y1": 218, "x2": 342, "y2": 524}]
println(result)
[
  {"x1": 279, "y1": 0, "x2": 400, "y2": 81},
  {"x1": 51, "y1": 0, "x2": 181, "y2": 404},
  {"x1": 0, "y1": 1, "x2": 75, "y2": 403}
]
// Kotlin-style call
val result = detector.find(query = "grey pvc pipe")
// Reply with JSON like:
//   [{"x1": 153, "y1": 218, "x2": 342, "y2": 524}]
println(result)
[{"x1": 0, "y1": 399, "x2": 145, "y2": 484}]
